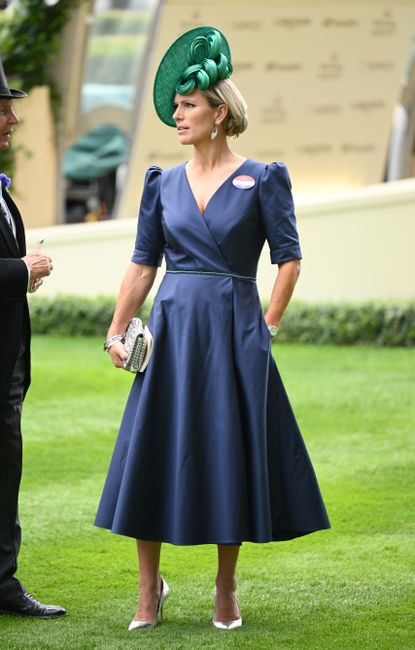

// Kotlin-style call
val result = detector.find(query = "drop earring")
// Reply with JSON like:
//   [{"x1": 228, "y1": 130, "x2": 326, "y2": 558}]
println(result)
[{"x1": 210, "y1": 125, "x2": 218, "y2": 141}]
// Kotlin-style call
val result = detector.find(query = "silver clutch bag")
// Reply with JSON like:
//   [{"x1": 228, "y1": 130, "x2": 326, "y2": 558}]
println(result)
[{"x1": 123, "y1": 317, "x2": 154, "y2": 373}]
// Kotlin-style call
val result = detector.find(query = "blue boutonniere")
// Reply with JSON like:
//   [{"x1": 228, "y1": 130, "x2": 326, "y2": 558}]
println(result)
[{"x1": 0, "y1": 173, "x2": 11, "y2": 188}]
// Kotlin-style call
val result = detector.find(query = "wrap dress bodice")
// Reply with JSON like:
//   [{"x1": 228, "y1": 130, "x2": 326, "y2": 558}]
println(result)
[{"x1": 95, "y1": 159, "x2": 330, "y2": 544}]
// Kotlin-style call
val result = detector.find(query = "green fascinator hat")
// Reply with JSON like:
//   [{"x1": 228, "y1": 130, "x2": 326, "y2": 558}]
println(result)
[{"x1": 153, "y1": 26, "x2": 233, "y2": 127}]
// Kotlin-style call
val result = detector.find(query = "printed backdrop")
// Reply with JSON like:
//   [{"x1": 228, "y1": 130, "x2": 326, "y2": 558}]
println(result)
[{"x1": 118, "y1": 0, "x2": 415, "y2": 216}]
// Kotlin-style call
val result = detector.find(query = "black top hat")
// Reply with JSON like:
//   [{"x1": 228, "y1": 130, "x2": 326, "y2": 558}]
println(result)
[{"x1": 0, "y1": 56, "x2": 27, "y2": 99}]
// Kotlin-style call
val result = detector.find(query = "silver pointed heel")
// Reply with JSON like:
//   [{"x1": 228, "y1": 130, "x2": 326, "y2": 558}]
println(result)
[
  {"x1": 213, "y1": 616, "x2": 242, "y2": 630},
  {"x1": 128, "y1": 577, "x2": 170, "y2": 631},
  {"x1": 213, "y1": 587, "x2": 242, "y2": 630}
]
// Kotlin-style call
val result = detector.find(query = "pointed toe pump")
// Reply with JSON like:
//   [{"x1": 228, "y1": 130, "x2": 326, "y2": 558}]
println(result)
[
  {"x1": 213, "y1": 616, "x2": 243, "y2": 630},
  {"x1": 128, "y1": 577, "x2": 170, "y2": 631},
  {"x1": 213, "y1": 588, "x2": 242, "y2": 630}
]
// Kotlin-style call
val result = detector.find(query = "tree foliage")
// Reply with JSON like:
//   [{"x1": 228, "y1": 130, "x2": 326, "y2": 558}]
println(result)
[
  {"x1": 1, "y1": 0, "x2": 86, "y2": 90},
  {"x1": 0, "y1": 0, "x2": 87, "y2": 176}
]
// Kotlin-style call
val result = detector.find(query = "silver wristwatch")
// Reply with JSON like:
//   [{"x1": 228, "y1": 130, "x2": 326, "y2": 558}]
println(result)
[{"x1": 267, "y1": 324, "x2": 279, "y2": 338}]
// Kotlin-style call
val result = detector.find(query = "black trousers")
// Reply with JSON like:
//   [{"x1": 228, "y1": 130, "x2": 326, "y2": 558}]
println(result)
[{"x1": 0, "y1": 341, "x2": 26, "y2": 601}]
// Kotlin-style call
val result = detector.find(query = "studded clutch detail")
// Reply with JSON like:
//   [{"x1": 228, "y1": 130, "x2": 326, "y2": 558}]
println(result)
[{"x1": 123, "y1": 318, "x2": 154, "y2": 373}]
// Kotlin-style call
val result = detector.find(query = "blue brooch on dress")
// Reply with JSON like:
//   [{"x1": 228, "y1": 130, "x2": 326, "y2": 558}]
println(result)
[{"x1": 0, "y1": 173, "x2": 11, "y2": 188}]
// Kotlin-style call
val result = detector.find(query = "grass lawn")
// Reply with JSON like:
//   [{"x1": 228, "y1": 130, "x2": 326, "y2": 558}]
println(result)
[{"x1": 0, "y1": 337, "x2": 414, "y2": 649}]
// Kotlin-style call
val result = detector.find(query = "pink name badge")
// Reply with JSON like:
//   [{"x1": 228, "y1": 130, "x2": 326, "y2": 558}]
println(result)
[{"x1": 232, "y1": 175, "x2": 256, "y2": 190}]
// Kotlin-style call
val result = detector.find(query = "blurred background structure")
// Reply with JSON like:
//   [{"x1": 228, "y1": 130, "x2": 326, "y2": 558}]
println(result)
[{"x1": 1, "y1": 0, "x2": 415, "y2": 301}]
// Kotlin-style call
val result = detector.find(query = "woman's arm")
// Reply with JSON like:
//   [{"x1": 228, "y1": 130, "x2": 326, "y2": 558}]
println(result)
[
  {"x1": 264, "y1": 259, "x2": 301, "y2": 327},
  {"x1": 107, "y1": 262, "x2": 158, "y2": 368}
]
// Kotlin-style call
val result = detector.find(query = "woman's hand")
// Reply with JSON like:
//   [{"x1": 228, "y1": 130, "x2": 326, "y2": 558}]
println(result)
[
  {"x1": 105, "y1": 262, "x2": 158, "y2": 369},
  {"x1": 108, "y1": 341, "x2": 128, "y2": 368}
]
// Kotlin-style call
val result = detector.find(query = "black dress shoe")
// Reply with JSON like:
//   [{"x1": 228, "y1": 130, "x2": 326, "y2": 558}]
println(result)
[{"x1": 0, "y1": 592, "x2": 67, "y2": 618}]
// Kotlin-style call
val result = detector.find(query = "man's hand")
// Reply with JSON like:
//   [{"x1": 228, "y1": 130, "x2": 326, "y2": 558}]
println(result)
[
  {"x1": 30, "y1": 278, "x2": 44, "y2": 293},
  {"x1": 22, "y1": 250, "x2": 53, "y2": 279}
]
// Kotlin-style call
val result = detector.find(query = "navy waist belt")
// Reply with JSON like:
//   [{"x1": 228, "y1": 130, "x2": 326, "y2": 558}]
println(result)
[{"x1": 165, "y1": 270, "x2": 256, "y2": 283}]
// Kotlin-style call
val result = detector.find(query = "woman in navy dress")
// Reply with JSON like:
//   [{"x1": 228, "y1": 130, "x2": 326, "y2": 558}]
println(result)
[{"x1": 95, "y1": 26, "x2": 330, "y2": 631}]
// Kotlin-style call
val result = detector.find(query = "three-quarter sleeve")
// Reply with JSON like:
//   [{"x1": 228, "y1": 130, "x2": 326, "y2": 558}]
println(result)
[
  {"x1": 259, "y1": 162, "x2": 302, "y2": 264},
  {"x1": 131, "y1": 166, "x2": 165, "y2": 267}
]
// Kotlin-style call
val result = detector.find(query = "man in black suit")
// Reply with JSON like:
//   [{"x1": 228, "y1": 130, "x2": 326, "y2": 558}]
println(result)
[{"x1": 0, "y1": 58, "x2": 66, "y2": 618}]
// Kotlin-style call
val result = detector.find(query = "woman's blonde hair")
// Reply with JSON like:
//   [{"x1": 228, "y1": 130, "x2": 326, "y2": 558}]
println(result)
[{"x1": 202, "y1": 79, "x2": 248, "y2": 137}]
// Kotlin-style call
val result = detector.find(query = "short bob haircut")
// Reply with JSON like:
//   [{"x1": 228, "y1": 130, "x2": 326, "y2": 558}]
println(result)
[{"x1": 202, "y1": 79, "x2": 248, "y2": 137}]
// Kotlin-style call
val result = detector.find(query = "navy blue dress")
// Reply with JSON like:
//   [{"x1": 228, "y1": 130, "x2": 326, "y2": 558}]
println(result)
[{"x1": 95, "y1": 159, "x2": 330, "y2": 544}]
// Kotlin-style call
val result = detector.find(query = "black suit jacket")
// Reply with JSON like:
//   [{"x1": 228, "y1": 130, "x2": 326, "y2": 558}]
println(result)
[{"x1": 0, "y1": 185, "x2": 31, "y2": 400}]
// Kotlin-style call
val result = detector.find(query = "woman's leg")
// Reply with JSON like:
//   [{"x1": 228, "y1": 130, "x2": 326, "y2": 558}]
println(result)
[
  {"x1": 214, "y1": 545, "x2": 241, "y2": 622},
  {"x1": 133, "y1": 540, "x2": 162, "y2": 622}
]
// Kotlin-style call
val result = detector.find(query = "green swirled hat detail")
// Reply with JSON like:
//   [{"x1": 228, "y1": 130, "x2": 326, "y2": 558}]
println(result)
[{"x1": 153, "y1": 26, "x2": 233, "y2": 127}]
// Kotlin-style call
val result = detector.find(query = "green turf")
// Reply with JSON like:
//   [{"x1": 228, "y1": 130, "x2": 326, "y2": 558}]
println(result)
[{"x1": 0, "y1": 338, "x2": 414, "y2": 649}]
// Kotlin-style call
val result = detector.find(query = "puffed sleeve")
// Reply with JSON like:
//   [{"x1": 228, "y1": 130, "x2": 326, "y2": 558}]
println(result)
[
  {"x1": 131, "y1": 166, "x2": 165, "y2": 266},
  {"x1": 259, "y1": 162, "x2": 302, "y2": 264}
]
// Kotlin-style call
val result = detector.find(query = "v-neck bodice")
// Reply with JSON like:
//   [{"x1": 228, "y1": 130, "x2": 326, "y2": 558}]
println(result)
[
  {"x1": 131, "y1": 159, "x2": 302, "y2": 279},
  {"x1": 183, "y1": 159, "x2": 249, "y2": 217}
]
